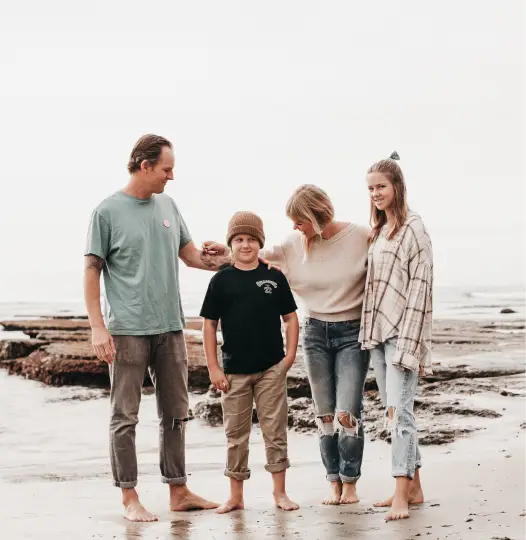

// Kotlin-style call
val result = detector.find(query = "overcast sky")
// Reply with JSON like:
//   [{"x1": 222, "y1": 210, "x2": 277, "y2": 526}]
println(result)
[{"x1": 0, "y1": 1, "x2": 524, "y2": 302}]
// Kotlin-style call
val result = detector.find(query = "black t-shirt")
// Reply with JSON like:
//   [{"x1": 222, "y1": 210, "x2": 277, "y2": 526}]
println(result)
[{"x1": 200, "y1": 262, "x2": 297, "y2": 374}]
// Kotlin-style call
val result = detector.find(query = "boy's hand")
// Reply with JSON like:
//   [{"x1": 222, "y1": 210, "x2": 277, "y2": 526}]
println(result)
[
  {"x1": 281, "y1": 354, "x2": 296, "y2": 373},
  {"x1": 209, "y1": 366, "x2": 229, "y2": 392}
]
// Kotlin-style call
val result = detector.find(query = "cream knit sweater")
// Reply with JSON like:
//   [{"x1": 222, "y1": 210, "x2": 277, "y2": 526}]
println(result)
[{"x1": 261, "y1": 223, "x2": 369, "y2": 322}]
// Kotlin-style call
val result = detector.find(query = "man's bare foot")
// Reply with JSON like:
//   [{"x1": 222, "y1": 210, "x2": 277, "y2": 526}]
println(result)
[
  {"x1": 340, "y1": 482, "x2": 359, "y2": 504},
  {"x1": 274, "y1": 493, "x2": 299, "y2": 511},
  {"x1": 170, "y1": 486, "x2": 219, "y2": 512},
  {"x1": 385, "y1": 495, "x2": 409, "y2": 521},
  {"x1": 124, "y1": 500, "x2": 159, "y2": 522},
  {"x1": 322, "y1": 481, "x2": 342, "y2": 505},
  {"x1": 216, "y1": 499, "x2": 244, "y2": 514}
]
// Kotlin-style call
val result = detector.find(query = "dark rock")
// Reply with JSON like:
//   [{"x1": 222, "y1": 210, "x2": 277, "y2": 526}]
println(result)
[
  {"x1": 289, "y1": 397, "x2": 313, "y2": 410},
  {"x1": 287, "y1": 397, "x2": 316, "y2": 431},
  {"x1": 0, "y1": 339, "x2": 48, "y2": 360},
  {"x1": 500, "y1": 308, "x2": 517, "y2": 314},
  {"x1": 36, "y1": 330, "x2": 90, "y2": 342},
  {"x1": 193, "y1": 398, "x2": 223, "y2": 426},
  {"x1": 3, "y1": 349, "x2": 110, "y2": 387},
  {"x1": 0, "y1": 319, "x2": 91, "y2": 334},
  {"x1": 414, "y1": 399, "x2": 501, "y2": 419},
  {"x1": 419, "y1": 427, "x2": 479, "y2": 445}
]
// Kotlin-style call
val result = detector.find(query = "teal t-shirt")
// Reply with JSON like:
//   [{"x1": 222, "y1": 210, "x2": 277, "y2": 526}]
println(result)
[{"x1": 85, "y1": 191, "x2": 192, "y2": 335}]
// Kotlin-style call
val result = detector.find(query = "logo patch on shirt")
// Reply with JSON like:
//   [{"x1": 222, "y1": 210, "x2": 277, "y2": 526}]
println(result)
[
  {"x1": 256, "y1": 280, "x2": 278, "y2": 294},
  {"x1": 163, "y1": 219, "x2": 171, "y2": 228}
]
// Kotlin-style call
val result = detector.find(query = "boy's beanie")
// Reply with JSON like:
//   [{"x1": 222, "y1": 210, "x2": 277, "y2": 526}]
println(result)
[{"x1": 226, "y1": 211, "x2": 265, "y2": 248}]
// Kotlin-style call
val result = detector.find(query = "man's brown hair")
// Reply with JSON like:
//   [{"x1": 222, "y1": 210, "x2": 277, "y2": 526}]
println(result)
[{"x1": 127, "y1": 134, "x2": 173, "y2": 173}]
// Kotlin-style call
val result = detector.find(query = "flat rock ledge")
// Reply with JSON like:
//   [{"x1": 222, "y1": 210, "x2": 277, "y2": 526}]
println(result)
[{"x1": 1, "y1": 316, "x2": 524, "y2": 445}]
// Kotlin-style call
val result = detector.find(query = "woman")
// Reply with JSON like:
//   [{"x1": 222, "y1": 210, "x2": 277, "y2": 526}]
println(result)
[
  {"x1": 203, "y1": 185, "x2": 370, "y2": 505},
  {"x1": 359, "y1": 152, "x2": 433, "y2": 521}
]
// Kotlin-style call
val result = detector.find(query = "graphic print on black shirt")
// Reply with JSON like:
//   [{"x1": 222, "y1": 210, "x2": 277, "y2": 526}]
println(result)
[{"x1": 200, "y1": 262, "x2": 297, "y2": 375}]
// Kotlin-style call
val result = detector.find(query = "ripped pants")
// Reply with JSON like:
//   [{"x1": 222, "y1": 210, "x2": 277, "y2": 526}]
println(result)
[
  {"x1": 370, "y1": 338, "x2": 421, "y2": 479},
  {"x1": 110, "y1": 332, "x2": 189, "y2": 488},
  {"x1": 303, "y1": 318, "x2": 370, "y2": 483}
]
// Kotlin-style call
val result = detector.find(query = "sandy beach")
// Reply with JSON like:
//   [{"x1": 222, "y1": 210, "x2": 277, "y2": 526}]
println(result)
[{"x1": 0, "y1": 308, "x2": 525, "y2": 539}]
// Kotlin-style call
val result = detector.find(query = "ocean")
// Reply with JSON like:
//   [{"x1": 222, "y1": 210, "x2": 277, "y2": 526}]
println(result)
[{"x1": 0, "y1": 286, "x2": 524, "y2": 332}]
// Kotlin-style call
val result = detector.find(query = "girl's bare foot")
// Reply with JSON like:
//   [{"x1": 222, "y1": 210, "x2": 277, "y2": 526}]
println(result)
[
  {"x1": 169, "y1": 485, "x2": 219, "y2": 512},
  {"x1": 374, "y1": 485, "x2": 424, "y2": 507},
  {"x1": 340, "y1": 482, "x2": 359, "y2": 504},
  {"x1": 322, "y1": 481, "x2": 342, "y2": 505},
  {"x1": 216, "y1": 499, "x2": 244, "y2": 514},
  {"x1": 385, "y1": 495, "x2": 409, "y2": 521},
  {"x1": 274, "y1": 493, "x2": 299, "y2": 511},
  {"x1": 124, "y1": 500, "x2": 159, "y2": 522}
]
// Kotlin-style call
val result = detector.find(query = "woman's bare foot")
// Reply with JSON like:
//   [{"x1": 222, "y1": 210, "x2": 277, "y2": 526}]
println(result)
[
  {"x1": 274, "y1": 493, "x2": 300, "y2": 511},
  {"x1": 216, "y1": 498, "x2": 244, "y2": 514},
  {"x1": 340, "y1": 482, "x2": 360, "y2": 504},
  {"x1": 322, "y1": 481, "x2": 342, "y2": 505},
  {"x1": 124, "y1": 500, "x2": 159, "y2": 522},
  {"x1": 169, "y1": 485, "x2": 219, "y2": 512},
  {"x1": 385, "y1": 495, "x2": 409, "y2": 521}
]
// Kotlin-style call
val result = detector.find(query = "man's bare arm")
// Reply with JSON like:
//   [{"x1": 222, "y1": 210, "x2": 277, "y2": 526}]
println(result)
[
  {"x1": 179, "y1": 241, "x2": 231, "y2": 271},
  {"x1": 84, "y1": 254, "x2": 115, "y2": 363},
  {"x1": 84, "y1": 255, "x2": 105, "y2": 328}
]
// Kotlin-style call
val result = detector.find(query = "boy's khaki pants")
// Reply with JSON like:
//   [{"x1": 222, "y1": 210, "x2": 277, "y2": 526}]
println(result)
[{"x1": 221, "y1": 359, "x2": 290, "y2": 480}]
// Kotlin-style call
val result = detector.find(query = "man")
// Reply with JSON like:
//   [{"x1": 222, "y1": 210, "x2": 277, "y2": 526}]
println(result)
[{"x1": 84, "y1": 134, "x2": 229, "y2": 522}]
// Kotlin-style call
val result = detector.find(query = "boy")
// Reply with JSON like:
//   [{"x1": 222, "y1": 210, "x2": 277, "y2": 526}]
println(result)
[{"x1": 200, "y1": 211, "x2": 300, "y2": 513}]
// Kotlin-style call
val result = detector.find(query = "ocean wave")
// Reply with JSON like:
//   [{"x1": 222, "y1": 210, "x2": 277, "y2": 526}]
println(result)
[{"x1": 465, "y1": 290, "x2": 525, "y2": 301}]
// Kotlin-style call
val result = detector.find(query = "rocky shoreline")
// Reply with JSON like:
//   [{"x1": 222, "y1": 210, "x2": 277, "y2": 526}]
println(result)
[{"x1": 1, "y1": 315, "x2": 524, "y2": 445}]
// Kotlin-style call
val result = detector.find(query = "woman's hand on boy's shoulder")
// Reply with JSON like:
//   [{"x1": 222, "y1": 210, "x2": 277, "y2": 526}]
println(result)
[{"x1": 260, "y1": 257, "x2": 282, "y2": 272}]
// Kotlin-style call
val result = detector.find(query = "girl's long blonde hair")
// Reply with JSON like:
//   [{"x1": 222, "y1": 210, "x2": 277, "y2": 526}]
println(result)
[
  {"x1": 368, "y1": 153, "x2": 408, "y2": 243},
  {"x1": 286, "y1": 184, "x2": 334, "y2": 251}
]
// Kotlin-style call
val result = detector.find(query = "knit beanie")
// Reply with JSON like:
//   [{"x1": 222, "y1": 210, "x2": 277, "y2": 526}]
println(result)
[{"x1": 226, "y1": 211, "x2": 265, "y2": 248}]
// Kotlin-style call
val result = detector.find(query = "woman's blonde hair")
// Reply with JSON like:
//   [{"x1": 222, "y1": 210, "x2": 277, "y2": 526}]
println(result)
[
  {"x1": 286, "y1": 184, "x2": 334, "y2": 251},
  {"x1": 368, "y1": 152, "x2": 408, "y2": 243}
]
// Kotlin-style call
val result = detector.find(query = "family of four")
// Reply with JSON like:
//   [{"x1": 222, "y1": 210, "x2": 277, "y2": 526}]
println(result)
[{"x1": 84, "y1": 134, "x2": 433, "y2": 524}]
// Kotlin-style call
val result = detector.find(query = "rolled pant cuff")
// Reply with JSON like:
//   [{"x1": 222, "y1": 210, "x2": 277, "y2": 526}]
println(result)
[
  {"x1": 113, "y1": 480, "x2": 137, "y2": 489},
  {"x1": 225, "y1": 468, "x2": 251, "y2": 481},
  {"x1": 162, "y1": 475, "x2": 187, "y2": 485},
  {"x1": 339, "y1": 473, "x2": 360, "y2": 483},
  {"x1": 326, "y1": 473, "x2": 341, "y2": 483},
  {"x1": 265, "y1": 459, "x2": 290, "y2": 474},
  {"x1": 392, "y1": 468, "x2": 415, "y2": 480}
]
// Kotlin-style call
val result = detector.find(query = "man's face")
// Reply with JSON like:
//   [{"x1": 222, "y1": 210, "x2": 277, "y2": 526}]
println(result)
[{"x1": 143, "y1": 146, "x2": 175, "y2": 194}]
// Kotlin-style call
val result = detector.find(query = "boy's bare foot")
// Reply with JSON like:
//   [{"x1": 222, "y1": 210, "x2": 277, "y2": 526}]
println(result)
[
  {"x1": 385, "y1": 495, "x2": 409, "y2": 521},
  {"x1": 322, "y1": 481, "x2": 342, "y2": 505},
  {"x1": 169, "y1": 485, "x2": 219, "y2": 512},
  {"x1": 216, "y1": 499, "x2": 244, "y2": 514},
  {"x1": 274, "y1": 493, "x2": 299, "y2": 511},
  {"x1": 124, "y1": 500, "x2": 159, "y2": 522},
  {"x1": 340, "y1": 482, "x2": 359, "y2": 504}
]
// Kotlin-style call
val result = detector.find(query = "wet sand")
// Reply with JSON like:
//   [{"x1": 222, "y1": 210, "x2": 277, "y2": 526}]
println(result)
[{"x1": 1, "y1": 364, "x2": 524, "y2": 540}]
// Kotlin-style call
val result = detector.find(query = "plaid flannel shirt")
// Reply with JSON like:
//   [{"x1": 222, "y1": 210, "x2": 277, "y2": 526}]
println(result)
[{"x1": 359, "y1": 212, "x2": 433, "y2": 376}]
